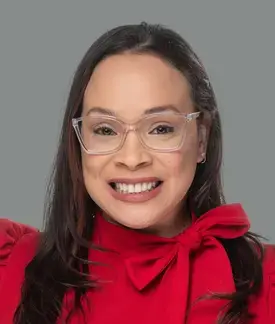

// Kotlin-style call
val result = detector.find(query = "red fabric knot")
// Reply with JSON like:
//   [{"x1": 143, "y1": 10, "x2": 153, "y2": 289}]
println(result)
[
  {"x1": 177, "y1": 228, "x2": 203, "y2": 252},
  {"x1": 122, "y1": 204, "x2": 250, "y2": 292}
]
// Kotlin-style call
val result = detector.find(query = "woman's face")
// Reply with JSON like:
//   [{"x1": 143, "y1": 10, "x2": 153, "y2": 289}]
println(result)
[{"x1": 81, "y1": 53, "x2": 206, "y2": 237}]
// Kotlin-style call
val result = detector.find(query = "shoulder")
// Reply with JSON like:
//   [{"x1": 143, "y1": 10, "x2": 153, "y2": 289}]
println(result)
[
  {"x1": 0, "y1": 218, "x2": 39, "y2": 283},
  {"x1": 0, "y1": 219, "x2": 39, "y2": 321}
]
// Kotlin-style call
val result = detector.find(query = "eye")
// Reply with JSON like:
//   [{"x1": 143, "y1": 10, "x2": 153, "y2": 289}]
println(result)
[
  {"x1": 93, "y1": 126, "x2": 117, "y2": 136},
  {"x1": 149, "y1": 125, "x2": 175, "y2": 135}
]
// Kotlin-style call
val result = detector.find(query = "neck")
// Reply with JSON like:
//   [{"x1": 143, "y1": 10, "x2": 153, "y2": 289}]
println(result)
[{"x1": 142, "y1": 205, "x2": 191, "y2": 238}]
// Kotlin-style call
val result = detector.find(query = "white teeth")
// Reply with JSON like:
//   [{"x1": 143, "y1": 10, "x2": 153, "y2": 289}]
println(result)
[
  {"x1": 128, "y1": 184, "x2": 135, "y2": 193},
  {"x1": 114, "y1": 181, "x2": 159, "y2": 194},
  {"x1": 135, "y1": 183, "x2": 142, "y2": 192},
  {"x1": 141, "y1": 183, "x2": 147, "y2": 191}
]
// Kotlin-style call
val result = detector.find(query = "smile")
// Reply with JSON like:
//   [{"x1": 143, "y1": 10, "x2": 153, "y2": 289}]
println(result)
[
  {"x1": 108, "y1": 178, "x2": 163, "y2": 203},
  {"x1": 110, "y1": 181, "x2": 162, "y2": 194}
]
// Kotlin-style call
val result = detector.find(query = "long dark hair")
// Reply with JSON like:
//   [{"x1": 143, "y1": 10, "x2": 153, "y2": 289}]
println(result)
[{"x1": 14, "y1": 23, "x2": 263, "y2": 323}]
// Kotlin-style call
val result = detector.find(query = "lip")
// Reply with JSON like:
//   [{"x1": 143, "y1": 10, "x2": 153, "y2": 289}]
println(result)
[
  {"x1": 107, "y1": 180, "x2": 163, "y2": 203},
  {"x1": 108, "y1": 177, "x2": 162, "y2": 184}
]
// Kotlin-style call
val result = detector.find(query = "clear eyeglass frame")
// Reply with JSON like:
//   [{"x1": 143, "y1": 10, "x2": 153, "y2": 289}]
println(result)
[{"x1": 72, "y1": 111, "x2": 201, "y2": 155}]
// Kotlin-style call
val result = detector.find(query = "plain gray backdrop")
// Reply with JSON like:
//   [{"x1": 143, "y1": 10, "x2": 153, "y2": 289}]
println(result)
[{"x1": 0, "y1": 1, "x2": 274, "y2": 241}]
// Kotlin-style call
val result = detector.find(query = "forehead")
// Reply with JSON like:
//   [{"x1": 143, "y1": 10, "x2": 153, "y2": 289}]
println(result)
[{"x1": 83, "y1": 53, "x2": 193, "y2": 119}]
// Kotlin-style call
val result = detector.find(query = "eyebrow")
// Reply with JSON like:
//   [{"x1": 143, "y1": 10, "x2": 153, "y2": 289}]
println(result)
[{"x1": 85, "y1": 104, "x2": 181, "y2": 116}]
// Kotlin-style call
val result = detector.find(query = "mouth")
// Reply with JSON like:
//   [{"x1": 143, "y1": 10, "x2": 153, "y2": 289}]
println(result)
[{"x1": 109, "y1": 180, "x2": 163, "y2": 194}]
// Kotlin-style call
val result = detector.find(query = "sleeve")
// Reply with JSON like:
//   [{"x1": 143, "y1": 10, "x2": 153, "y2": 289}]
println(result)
[{"x1": 0, "y1": 218, "x2": 37, "y2": 282}]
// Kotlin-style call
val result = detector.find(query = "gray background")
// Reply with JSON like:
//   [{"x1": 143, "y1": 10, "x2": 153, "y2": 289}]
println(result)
[{"x1": 0, "y1": 1, "x2": 274, "y2": 241}]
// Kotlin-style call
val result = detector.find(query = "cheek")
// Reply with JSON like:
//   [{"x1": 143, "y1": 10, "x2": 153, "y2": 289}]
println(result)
[
  {"x1": 163, "y1": 145, "x2": 198, "y2": 174},
  {"x1": 82, "y1": 155, "x2": 95, "y2": 178},
  {"x1": 81, "y1": 154, "x2": 107, "y2": 186},
  {"x1": 160, "y1": 143, "x2": 198, "y2": 192}
]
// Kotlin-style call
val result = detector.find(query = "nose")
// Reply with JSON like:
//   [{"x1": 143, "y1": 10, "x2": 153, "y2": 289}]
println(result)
[{"x1": 113, "y1": 131, "x2": 152, "y2": 171}]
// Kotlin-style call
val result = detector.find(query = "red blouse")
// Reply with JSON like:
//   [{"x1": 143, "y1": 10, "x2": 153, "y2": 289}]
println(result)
[{"x1": 0, "y1": 204, "x2": 275, "y2": 323}]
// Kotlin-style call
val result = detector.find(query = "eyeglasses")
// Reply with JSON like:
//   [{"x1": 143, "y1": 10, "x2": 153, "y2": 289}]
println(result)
[{"x1": 72, "y1": 112, "x2": 200, "y2": 155}]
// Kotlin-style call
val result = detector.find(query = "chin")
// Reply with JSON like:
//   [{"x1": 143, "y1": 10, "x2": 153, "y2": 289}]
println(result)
[{"x1": 104, "y1": 209, "x2": 157, "y2": 230}]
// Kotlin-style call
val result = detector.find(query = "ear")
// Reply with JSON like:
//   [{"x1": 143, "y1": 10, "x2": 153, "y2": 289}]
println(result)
[{"x1": 197, "y1": 124, "x2": 207, "y2": 163}]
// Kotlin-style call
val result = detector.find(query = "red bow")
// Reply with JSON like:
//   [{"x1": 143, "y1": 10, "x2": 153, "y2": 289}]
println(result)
[
  {"x1": 124, "y1": 204, "x2": 249, "y2": 291},
  {"x1": 122, "y1": 204, "x2": 250, "y2": 322},
  {"x1": 88, "y1": 204, "x2": 250, "y2": 323}
]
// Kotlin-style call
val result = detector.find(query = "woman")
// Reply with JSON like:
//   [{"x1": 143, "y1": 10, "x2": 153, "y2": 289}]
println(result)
[{"x1": 0, "y1": 22, "x2": 274, "y2": 324}]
